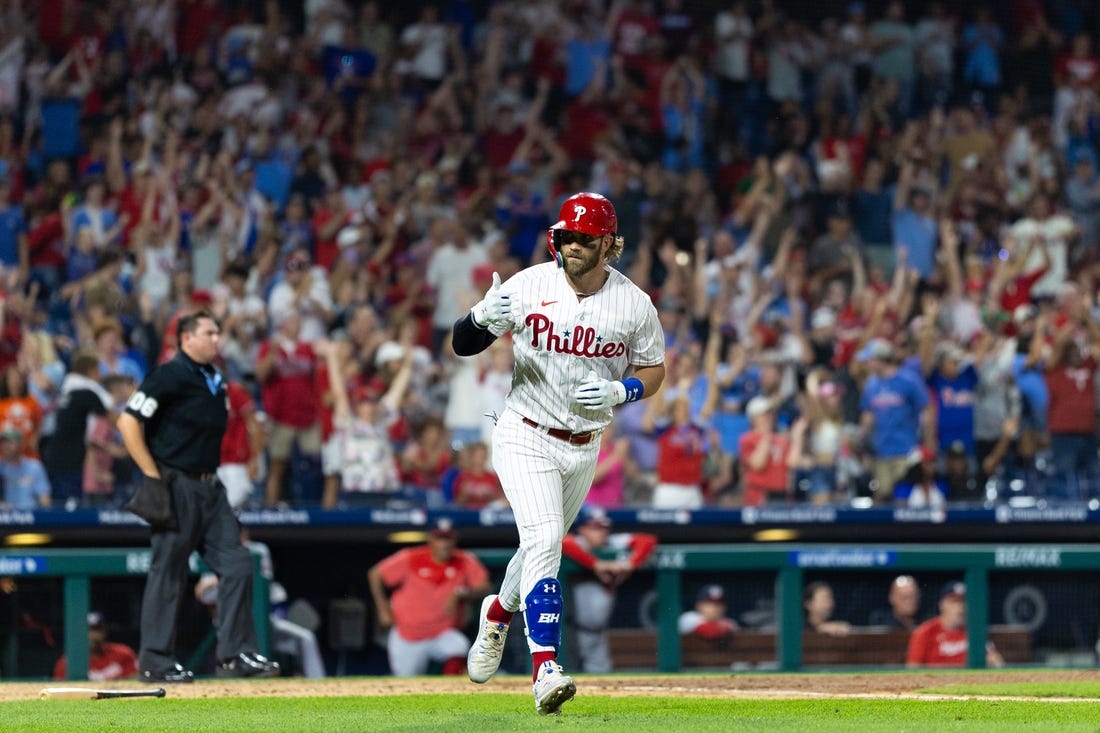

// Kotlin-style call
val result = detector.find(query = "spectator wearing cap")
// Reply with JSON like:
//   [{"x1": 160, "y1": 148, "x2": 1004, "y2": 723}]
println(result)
[
  {"x1": 893, "y1": 445, "x2": 947, "y2": 508},
  {"x1": 858, "y1": 338, "x2": 932, "y2": 503},
  {"x1": 0, "y1": 426, "x2": 49, "y2": 510},
  {"x1": 679, "y1": 584, "x2": 739, "y2": 639},
  {"x1": 318, "y1": 336, "x2": 412, "y2": 507},
  {"x1": 368, "y1": 517, "x2": 492, "y2": 677},
  {"x1": 425, "y1": 217, "x2": 488, "y2": 355},
  {"x1": 918, "y1": 304, "x2": 979, "y2": 459},
  {"x1": 804, "y1": 307, "x2": 838, "y2": 369},
  {"x1": 738, "y1": 396, "x2": 799, "y2": 507},
  {"x1": 562, "y1": 506, "x2": 658, "y2": 673},
  {"x1": 868, "y1": 575, "x2": 922, "y2": 632},
  {"x1": 256, "y1": 311, "x2": 322, "y2": 507},
  {"x1": 267, "y1": 248, "x2": 333, "y2": 344},
  {"x1": 907, "y1": 582, "x2": 1003, "y2": 668},
  {"x1": 52, "y1": 612, "x2": 138, "y2": 681},
  {"x1": 943, "y1": 438, "x2": 987, "y2": 502}
]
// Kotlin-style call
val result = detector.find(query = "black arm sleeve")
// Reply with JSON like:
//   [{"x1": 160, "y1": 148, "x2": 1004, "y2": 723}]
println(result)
[{"x1": 452, "y1": 312, "x2": 498, "y2": 356}]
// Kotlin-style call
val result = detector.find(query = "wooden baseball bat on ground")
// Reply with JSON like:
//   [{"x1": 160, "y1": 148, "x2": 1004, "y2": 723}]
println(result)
[{"x1": 39, "y1": 687, "x2": 166, "y2": 700}]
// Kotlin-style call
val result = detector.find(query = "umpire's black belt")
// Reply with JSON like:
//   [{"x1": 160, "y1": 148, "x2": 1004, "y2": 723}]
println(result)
[
  {"x1": 522, "y1": 417, "x2": 597, "y2": 446},
  {"x1": 178, "y1": 470, "x2": 216, "y2": 482}
]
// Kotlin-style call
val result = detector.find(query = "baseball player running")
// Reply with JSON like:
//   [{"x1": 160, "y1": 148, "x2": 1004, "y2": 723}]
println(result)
[{"x1": 451, "y1": 192, "x2": 665, "y2": 715}]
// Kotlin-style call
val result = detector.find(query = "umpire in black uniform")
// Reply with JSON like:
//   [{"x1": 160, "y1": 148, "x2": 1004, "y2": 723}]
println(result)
[{"x1": 118, "y1": 309, "x2": 279, "y2": 682}]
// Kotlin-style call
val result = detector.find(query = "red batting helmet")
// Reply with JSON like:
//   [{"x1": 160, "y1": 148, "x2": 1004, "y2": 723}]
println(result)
[
  {"x1": 547, "y1": 192, "x2": 624, "y2": 267},
  {"x1": 556, "y1": 192, "x2": 618, "y2": 236}
]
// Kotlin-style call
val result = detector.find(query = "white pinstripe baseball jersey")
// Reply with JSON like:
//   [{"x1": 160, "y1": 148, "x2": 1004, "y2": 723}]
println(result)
[{"x1": 487, "y1": 262, "x2": 664, "y2": 432}]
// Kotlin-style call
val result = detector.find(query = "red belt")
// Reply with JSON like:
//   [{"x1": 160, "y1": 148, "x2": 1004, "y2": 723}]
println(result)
[{"x1": 522, "y1": 417, "x2": 597, "y2": 446}]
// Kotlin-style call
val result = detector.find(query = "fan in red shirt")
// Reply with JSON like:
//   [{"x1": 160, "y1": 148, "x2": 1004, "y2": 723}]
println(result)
[
  {"x1": 52, "y1": 612, "x2": 138, "y2": 681},
  {"x1": 256, "y1": 311, "x2": 321, "y2": 507},
  {"x1": 367, "y1": 519, "x2": 491, "y2": 677},
  {"x1": 906, "y1": 583, "x2": 1003, "y2": 668},
  {"x1": 561, "y1": 506, "x2": 657, "y2": 673},
  {"x1": 217, "y1": 381, "x2": 264, "y2": 511},
  {"x1": 738, "y1": 397, "x2": 795, "y2": 507},
  {"x1": 651, "y1": 394, "x2": 710, "y2": 508},
  {"x1": 1044, "y1": 323, "x2": 1100, "y2": 500},
  {"x1": 1055, "y1": 33, "x2": 1100, "y2": 89}
]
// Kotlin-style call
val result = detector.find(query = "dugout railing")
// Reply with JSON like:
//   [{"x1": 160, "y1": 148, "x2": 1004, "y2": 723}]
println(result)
[
  {"x1": 0, "y1": 548, "x2": 270, "y2": 681},
  {"x1": 475, "y1": 543, "x2": 1094, "y2": 671},
  {"x1": 2, "y1": 543, "x2": 1092, "y2": 678}
]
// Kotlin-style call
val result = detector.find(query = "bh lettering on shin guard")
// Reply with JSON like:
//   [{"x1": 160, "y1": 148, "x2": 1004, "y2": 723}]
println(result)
[{"x1": 524, "y1": 577, "x2": 563, "y2": 648}]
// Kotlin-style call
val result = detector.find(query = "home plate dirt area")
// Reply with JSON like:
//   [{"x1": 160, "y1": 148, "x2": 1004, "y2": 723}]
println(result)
[{"x1": 3, "y1": 670, "x2": 1096, "y2": 702}]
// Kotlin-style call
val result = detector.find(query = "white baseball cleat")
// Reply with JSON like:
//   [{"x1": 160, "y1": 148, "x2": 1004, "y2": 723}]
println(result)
[
  {"x1": 532, "y1": 660, "x2": 576, "y2": 716},
  {"x1": 468, "y1": 594, "x2": 509, "y2": 684}
]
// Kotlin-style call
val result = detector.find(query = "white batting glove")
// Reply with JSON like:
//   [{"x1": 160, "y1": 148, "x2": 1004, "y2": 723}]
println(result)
[
  {"x1": 470, "y1": 271, "x2": 512, "y2": 329},
  {"x1": 575, "y1": 369, "x2": 627, "y2": 410}
]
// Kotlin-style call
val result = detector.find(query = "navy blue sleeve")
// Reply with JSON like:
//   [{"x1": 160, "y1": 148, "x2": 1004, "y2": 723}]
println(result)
[{"x1": 452, "y1": 312, "x2": 498, "y2": 356}]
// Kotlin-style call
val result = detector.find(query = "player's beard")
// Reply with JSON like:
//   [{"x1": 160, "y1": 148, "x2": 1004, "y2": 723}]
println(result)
[{"x1": 563, "y1": 244, "x2": 606, "y2": 280}]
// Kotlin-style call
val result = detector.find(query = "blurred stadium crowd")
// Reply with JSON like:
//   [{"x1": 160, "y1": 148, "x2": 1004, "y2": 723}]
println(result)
[{"x1": 0, "y1": 0, "x2": 1098, "y2": 511}]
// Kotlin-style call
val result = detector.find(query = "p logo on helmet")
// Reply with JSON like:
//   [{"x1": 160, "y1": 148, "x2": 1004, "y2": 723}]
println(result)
[{"x1": 547, "y1": 192, "x2": 625, "y2": 268}]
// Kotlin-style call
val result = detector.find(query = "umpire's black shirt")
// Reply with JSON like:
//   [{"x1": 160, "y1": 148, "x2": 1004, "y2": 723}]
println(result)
[{"x1": 124, "y1": 351, "x2": 229, "y2": 474}]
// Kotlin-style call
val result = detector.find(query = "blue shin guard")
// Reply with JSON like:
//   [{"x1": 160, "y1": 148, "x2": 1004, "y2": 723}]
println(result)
[{"x1": 524, "y1": 577, "x2": 564, "y2": 649}]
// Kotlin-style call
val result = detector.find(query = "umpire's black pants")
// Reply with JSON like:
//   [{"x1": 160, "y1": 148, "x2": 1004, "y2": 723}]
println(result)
[{"x1": 138, "y1": 470, "x2": 257, "y2": 672}]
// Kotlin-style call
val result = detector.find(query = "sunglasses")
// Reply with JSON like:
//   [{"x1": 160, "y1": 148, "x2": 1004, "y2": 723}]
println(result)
[
  {"x1": 286, "y1": 259, "x2": 310, "y2": 271},
  {"x1": 556, "y1": 230, "x2": 601, "y2": 248}
]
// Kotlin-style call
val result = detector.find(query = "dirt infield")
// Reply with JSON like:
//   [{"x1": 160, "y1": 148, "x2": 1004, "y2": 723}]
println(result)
[{"x1": 3, "y1": 669, "x2": 1096, "y2": 703}]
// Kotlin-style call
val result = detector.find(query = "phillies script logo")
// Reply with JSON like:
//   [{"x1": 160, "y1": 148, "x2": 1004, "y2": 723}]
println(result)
[{"x1": 526, "y1": 314, "x2": 627, "y2": 358}]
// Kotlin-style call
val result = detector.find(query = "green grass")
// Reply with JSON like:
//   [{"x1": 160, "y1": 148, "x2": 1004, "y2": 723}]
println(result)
[
  {"x1": 6, "y1": 693, "x2": 1100, "y2": 733},
  {"x1": 921, "y1": 681, "x2": 1100, "y2": 699}
]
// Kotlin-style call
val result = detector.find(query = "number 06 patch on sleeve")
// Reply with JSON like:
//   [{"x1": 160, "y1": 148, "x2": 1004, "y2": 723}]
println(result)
[{"x1": 127, "y1": 391, "x2": 159, "y2": 418}]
